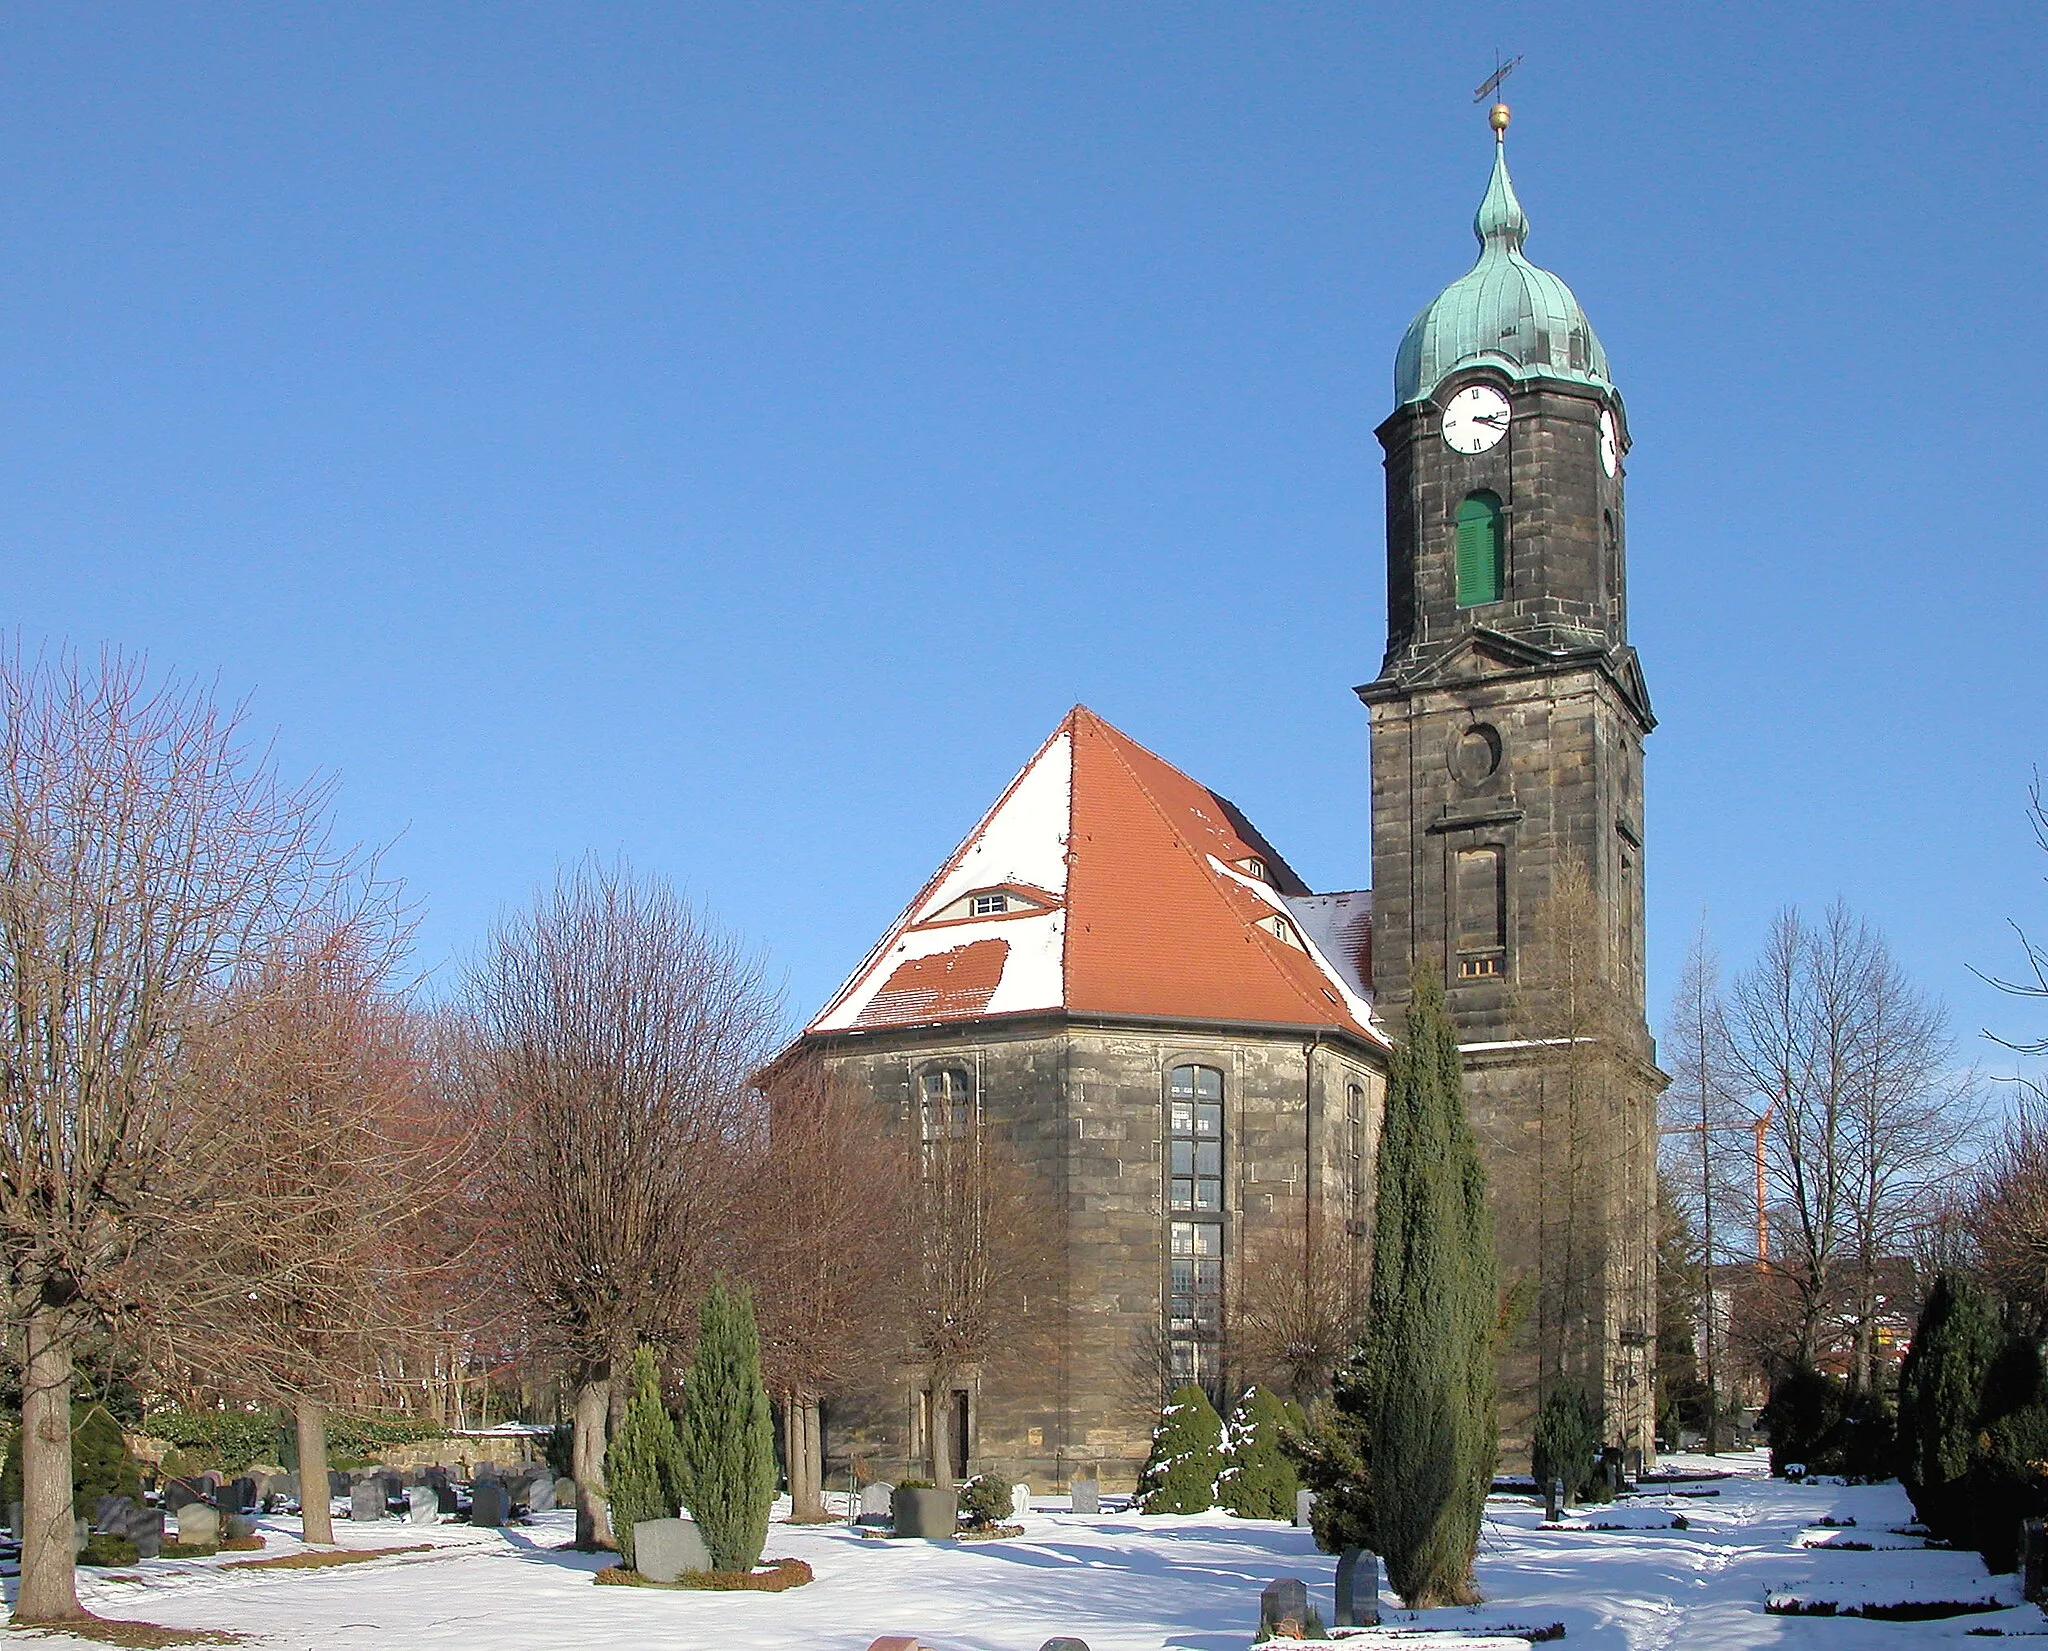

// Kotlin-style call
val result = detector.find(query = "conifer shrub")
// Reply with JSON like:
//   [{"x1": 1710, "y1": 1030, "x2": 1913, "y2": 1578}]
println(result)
[
  {"x1": 1761, "y1": 1366, "x2": 1846, "y2": 1477},
  {"x1": 1219, "y1": 1387, "x2": 1303, "y2": 1519},
  {"x1": 1281, "y1": 1377, "x2": 1373, "y2": 1554},
  {"x1": 604, "y1": 1344, "x2": 688, "y2": 1571},
  {"x1": 957, "y1": 1473, "x2": 1011, "y2": 1529},
  {"x1": 1530, "y1": 1386, "x2": 1601, "y2": 1506},
  {"x1": 1897, "y1": 1274, "x2": 2000, "y2": 1539},
  {"x1": 77, "y1": 1532, "x2": 138, "y2": 1567},
  {"x1": 1133, "y1": 1384, "x2": 1224, "y2": 1514},
  {"x1": 1359, "y1": 974, "x2": 1497, "y2": 1606},
  {"x1": 72, "y1": 1404, "x2": 142, "y2": 1516},
  {"x1": 677, "y1": 1277, "x2": 778, "y2": 1574},
  {"x1": 1966, "y1": 1335, "x2": 2048, "y2": 1572}
]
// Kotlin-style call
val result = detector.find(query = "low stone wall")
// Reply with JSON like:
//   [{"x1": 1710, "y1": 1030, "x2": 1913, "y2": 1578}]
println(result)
[{"x1": 126, "y1": 1431, "x2": 550, "y2": 1474}]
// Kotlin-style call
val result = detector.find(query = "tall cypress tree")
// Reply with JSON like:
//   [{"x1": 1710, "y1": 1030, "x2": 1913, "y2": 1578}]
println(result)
[
  {"x1": 603, "y1": 1345, "x2": 687, "y2": 1571},
  {"x1": 1896, "y1": 1274, "x2": 1998, "y2": 1541},
  {"x1": 1361, "y1": 972, "x2": 1497, "y2": 1607},
  {"x1": 677, "y1": 1278, "x2": 777, "y2": 1574}
]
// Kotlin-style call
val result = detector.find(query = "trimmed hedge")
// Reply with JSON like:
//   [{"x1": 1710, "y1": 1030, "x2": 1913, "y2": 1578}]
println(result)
[{"x1": 141, "y1": 1409, "x2": 444, "y2": 1469}]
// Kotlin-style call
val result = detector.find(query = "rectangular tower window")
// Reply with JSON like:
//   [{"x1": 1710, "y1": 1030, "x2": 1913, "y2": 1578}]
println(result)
[
  {"x1": 1454, "y1": 845, "x2": 1507, "y2": 979},
  {"x1": 1169, "y1": 1219, "x2": 1222, "y2": 1383}
]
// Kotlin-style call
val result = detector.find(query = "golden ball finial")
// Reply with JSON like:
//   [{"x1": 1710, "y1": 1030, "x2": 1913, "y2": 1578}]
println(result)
[{"x1": 1490, "y1": 101, "x2": 1511, "y2": 134}]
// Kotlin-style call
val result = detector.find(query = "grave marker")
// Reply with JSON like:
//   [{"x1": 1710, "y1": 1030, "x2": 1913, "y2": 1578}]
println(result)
[
  {"x1": 634, "y1": 1515, "x2": 712, "y2": 1582},
  {"x1": 1069, "y1": 1476, "x2": 1098, "y2": 1515},
  {"x1": 1259, "y1": 1577, "x2": 1311, "y2": 1641},
  {"x1": 408, "y1": 1486, "x2": 439, "y2": 1525},
  {"x1": 1334, "y1": 1549, "x2": 1380, "y2": 1628}
]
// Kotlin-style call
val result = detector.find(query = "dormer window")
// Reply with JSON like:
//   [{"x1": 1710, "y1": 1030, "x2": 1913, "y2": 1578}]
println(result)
[
  {"x1": 920, "y1": 884, "x2": 1055, "y2": 926},
  {"x1": 1263, "y1": 915, "x2": 1304, "y2": 949},
  {"x1": 1238, "y1": 857, "x2": 1267, "y2": 881}
]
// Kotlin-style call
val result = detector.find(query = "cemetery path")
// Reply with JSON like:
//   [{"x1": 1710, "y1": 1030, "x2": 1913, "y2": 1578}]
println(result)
[{"x1": 0, "y1": 1453, "x2": 2038, "y2": 1650}]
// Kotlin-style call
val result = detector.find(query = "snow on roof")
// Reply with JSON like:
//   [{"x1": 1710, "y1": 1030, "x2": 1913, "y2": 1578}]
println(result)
[{"x1": 808, "y1": 707, "x2": 1385, "y2": 1045}]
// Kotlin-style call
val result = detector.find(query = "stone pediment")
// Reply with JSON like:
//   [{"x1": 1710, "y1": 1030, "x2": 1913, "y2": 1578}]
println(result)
[{"x1": 1359, "y1": 630, "x2": 1655, "y2": 730}]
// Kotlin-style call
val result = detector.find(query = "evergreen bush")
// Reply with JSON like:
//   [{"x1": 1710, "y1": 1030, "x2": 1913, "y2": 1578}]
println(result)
[
  {"x1": 1134, "y1": 1384, "x2": 1224, "y2": 1513},
  {"x1": 71, "y1": 1404, "x2": 141, "y2": 1516},
  {"x1": 677, "y1": 1277, "x2": 778, "y2": 1574},
  {"x1": 1966, "y1": 1335, "x2": 2048, "y2": 1572},
  {"x1": 1897, "y1": 1274, "x2": 2000, "y2": 1539},
  {"x1": 1760, "y1": 1366, "x2": 1845, "y2": 1477},
  {"x1": 1359, "y1": 974, "x2": 1497, "y2": 1606},
  {"x1": 957, "y1": 1472, "x2": 1011, "y2": 1529},
  {"x1": 1219, "y1": 1387, "x2": 1303, "y2": 1519},
  {"x1": 78, "y1": 1532, "x2": 137, "y2": 1567},
  {"x1": 1530, "y1": 1386, "x2": 1601, "y2": 1505},
  {"x1": 1281, "y1": 1377, "x2": 1373, "y2": 1554},
  {"x1": 604, "y1": 1344, "x2": 688, "y2": 1571}
]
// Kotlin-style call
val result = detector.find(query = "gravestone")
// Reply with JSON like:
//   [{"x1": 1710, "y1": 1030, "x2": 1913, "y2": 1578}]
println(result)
[
  {"x1": 223, "y1": 1513, "x2": 258, "y2": 1541},
  {"x1": 1293, "y1": 1488, "x2": 1315, "y2": 1528},
  {"x1": 1545, "y1": 1478, "x2": 1563, "y2": 1523},
  {"x1": 408, "y1": 1485, "x2": 439, "y2": 1525},
  {"x1": 2024, "y1": 1519, "x2": 2048, "y2": 1604},
  {"x1": 634, "y1": 1515, "x2": 711, "y2": 1582},
  {"x1": 72, "y1": 1517, "x2": 88, "y2": 1556},
  {"x1": 866, "y1": 1640, "x2": 923, "y2": 1651},
  {"x1": 227, "y1": 1477, "x2": 259, "y2": 1513},
  {"x1": 1334, "y1": 1549, "x2": 1380, "y2": 1628},
  {"x1": 350, "y1": 1481, "x2": 386, "y2": 1523},
  {"x1": 527, "y1": 1474, "x2": 556, "y2": 1513},
  {"x1": 1010, "y1": 1482, "x2": 1032, "y2": 1519},
  {"x1": 436, "y1": 1485, "x2": 459, "y2": 1514},
  {"x1": 7, "y1": 1501, "x2": 20, "y2": 1537},
  {"x1": 177, "y1": 1503, "x2": 220, "y2": 1548},
  {"x1": 1259, "y1": 1577, "x2": 1312, "y2": 1641},
  {"x1": 164, "y1": 1478, "x2": 207, "y2": 1512},
  {"x1": 470, "y1": 1481, "x2": 510, "y2": 1528},
  {"x1": 1069, "y1": 1477, "x2": 1099, "y2": 1515},
  {"x1": 121, "y1": 1508, "x2": 163, "y2": 1560},
  {"x1": 1039, "y1": 1641, "x2": 1091, "y2": 1651},
  {"x1": 94, "y1": 1494, "x2": 135, "y2": 1530},
  {"x1": 328, "y1": 1470, "x2": 349, "y2": 1498},
  {"x1": 859, "y1": 1481, "x2": 895, "y2": 1518},
  {"x1": 553, "y1": 1476, "x2": 576, "y2": 1508}
]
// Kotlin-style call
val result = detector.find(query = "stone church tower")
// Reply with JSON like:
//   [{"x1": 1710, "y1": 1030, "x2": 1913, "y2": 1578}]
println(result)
[
  {"x1": 1358, "y1": 107, "x2": 1662, "y2": 1456},
  {"x1": 779, "y1": 106, "x2": 1663, "y2": 1489}
]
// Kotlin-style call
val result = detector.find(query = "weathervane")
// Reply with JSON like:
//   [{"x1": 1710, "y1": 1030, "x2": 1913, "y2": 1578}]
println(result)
[{"x1": 1473, "y1": 51, "x2": 1522, "y2": 135}]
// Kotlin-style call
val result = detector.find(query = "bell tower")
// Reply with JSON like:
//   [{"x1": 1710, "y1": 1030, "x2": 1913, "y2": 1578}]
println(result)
[{"x1": 1359, "y1": 104, "x2": 1663, "y2": 1461}]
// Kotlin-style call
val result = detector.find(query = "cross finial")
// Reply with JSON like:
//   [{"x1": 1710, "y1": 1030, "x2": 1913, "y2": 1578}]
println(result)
[{"x1": 1473, "y1": 51, "x2": 1522, "y2": 140}]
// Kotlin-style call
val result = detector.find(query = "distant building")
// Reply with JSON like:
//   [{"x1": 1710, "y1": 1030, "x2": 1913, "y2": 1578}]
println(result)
[{"x1": 775, "y1": 109, "x2": 1663, "y2": 1491}]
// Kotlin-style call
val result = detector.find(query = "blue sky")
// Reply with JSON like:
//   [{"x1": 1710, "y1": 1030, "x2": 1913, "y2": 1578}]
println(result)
[{"x1": 4, "y1": 4, "x2": 2043, "y2": 1075}]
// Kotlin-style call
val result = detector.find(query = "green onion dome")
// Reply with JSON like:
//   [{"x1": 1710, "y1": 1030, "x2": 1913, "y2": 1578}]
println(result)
[{"x1": 1394, "y1": 131, "x2": 1612, "y2": 406}]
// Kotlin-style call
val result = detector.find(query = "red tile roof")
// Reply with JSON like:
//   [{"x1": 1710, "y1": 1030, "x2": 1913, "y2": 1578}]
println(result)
[{"x1": 807, "y1": 706, "x2": 1381, "y2": 1044}]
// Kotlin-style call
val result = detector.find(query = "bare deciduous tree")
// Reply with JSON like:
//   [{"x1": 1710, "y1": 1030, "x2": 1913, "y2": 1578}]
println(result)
[
  {"x1": 1972, "y1": 1098, "x2": 2048, "y2": 1331},
  {"x1": 1233, "y1": 1204, "x2": 1366, "y2": 1405},
  {"x1": 466, "y1": 862, "x2": 778, "y2": 1547},
  {"x1": 160, "y1": 911, "x2": 478, "y2": 1544},
  {"x1": 1727, "y1": 903, "x2": 1976, "y2": 1385},
  {"x1": 0, "y1": 647, "x2": 355, "y2": 1624},
  {"x1": 900, "y1": 1099, "x2": 1054, "y2": 1487},
  {"x1": 743, "y1": 1056, "x2": 907, "y2": 1520}
]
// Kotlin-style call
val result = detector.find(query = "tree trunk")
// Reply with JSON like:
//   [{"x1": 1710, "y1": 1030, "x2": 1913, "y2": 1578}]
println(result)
[
  {"x1": 296, "y1": 1398, "x2": 334, "y2": 1545},
  {"x1": 572, "y1": 1370, "x2": 612, "y2": 1549},
  {"x1": 786, "y1": 1392, "x2": 825, "y2": 1520},
  {"x1": 806, "y1": 1400, "x2": 824, "y2": 1516},
  {"x1": 15, "y1": 1305, "x2": 82, "y2": 1624},
  {"x1": 925, "y1": 1376, "x2": 951, "y2": 1488}
]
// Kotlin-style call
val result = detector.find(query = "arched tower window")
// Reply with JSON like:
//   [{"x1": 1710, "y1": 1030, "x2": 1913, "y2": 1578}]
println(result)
[
  {"x1": 1455, "y1": 491, "x2": 1505, "y2": 608},
  {"x1": 1167, "y1": 1064, "x2": 1224, "y2": 1386}
]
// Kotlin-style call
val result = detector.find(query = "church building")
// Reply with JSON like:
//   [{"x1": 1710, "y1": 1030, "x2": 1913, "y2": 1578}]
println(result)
[{"x1": 780, "y1": 106, "x2": 1662, "y2": 1490}]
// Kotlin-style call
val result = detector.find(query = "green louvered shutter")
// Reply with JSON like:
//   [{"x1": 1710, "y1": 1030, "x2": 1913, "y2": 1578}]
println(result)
[{"x1": 1455, "y1": 492, "x2": 1503, "y2": 607}]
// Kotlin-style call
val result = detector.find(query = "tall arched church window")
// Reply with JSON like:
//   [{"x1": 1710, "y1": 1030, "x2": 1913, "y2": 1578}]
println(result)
[
  {"x1": 919, "y1": 1066, "x2": 974, "y2": 1141},
  {"x1": 1167, "y1": 1064, "x2": 1224, "y2": 1385},
  {"x1": 1455, "y1": 491, "x2": 1505, "y2": 608}
]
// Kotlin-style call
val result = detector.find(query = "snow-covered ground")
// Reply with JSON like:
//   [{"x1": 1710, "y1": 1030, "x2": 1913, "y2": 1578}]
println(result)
[{"x1": 9, "y1": 1451, "x2": 2042, "y2": 1650}]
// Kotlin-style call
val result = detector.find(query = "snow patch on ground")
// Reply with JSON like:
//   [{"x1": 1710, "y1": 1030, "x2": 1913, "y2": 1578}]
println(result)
[{"x1": 4, "y1": 1451, "x2": 2042, "y2": 1650}]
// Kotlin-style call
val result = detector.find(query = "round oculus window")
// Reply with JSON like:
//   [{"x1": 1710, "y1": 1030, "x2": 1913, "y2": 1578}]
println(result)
[{"x1": 1451, "y1": 724, "x2": 1503, "y2": 788}]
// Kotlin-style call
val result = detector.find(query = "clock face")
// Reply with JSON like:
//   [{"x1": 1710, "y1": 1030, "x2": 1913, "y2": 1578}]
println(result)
[
  {"x1": 1441, "y1": 385, "x2": 1510, "y2": 454},
  {"x1": 1598, "y1": 408, "x2": 1620, "y2": 476}
]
